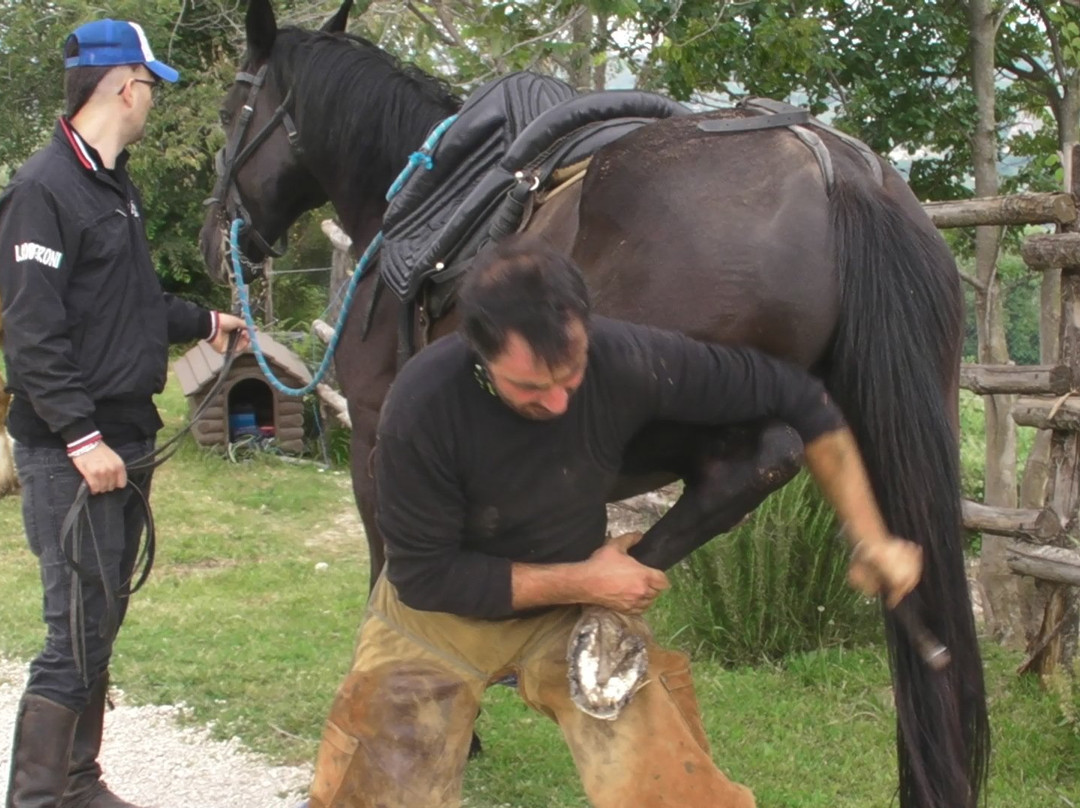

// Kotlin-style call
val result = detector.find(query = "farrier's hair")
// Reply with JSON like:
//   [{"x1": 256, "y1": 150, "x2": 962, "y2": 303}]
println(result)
[
  {"x1": 63, "y1": 37, "x2": 118, "y2": 118},
  {"x1": 459, "y1": 235, "x2": 591, "y2": 366}
]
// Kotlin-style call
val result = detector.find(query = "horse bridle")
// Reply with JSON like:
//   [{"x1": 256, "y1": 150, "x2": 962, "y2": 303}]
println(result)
[{"x1": 205, "y1": 64, "x2": 301, "y2": 261}]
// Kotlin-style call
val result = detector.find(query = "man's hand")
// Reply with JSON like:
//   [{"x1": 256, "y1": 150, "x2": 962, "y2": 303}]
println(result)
[
  {"x1": 583, "y1": 532, "x2": 670, "y2": 614},
  {"x1": 71, "y1": 443, "x2": 127, "y2": 494},
  {"x1": 847, "y1": 536, "x2": 922, "y2": 608},
  {"x1": 209, "y1": 313, "x2": 250, "y2": 354}
]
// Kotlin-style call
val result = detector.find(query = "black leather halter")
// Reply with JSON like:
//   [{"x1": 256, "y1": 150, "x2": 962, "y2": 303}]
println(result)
[{"x1": 205, "y1": 64, "x2": 301, "y2": 259}]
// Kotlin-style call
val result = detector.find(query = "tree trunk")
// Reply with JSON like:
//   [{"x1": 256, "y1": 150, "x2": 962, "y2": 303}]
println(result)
[
  {"x1": 593, "y1": 14, "x2": 608, "y2": 91},
  {"x1": 568, "y1": 8, "x2": 593, "y2": 91},
  {"x1": 967, "y1": 0, "x2": 1027, "y2": 646}
]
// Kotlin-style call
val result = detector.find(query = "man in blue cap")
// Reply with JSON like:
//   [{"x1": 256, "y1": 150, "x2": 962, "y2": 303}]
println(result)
[{"x1": 1, "y1": 19, "x2": 248, "y2": 808}]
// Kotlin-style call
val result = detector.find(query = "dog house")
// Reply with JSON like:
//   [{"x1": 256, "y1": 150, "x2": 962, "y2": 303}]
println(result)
[{"x1": 173, "y1": 335, "x2": 312, "y2": 454}]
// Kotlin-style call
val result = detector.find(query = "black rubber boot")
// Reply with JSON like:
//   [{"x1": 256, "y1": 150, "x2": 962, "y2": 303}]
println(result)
[
  {"x1": 5, "y1": 693, "x2": 78, "y2": 808},
  {"x1": 58, "y1": 674, "x2": 142, "y2": 808}
]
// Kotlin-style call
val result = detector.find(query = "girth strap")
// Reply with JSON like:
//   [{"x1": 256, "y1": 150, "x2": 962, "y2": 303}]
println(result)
[
  {"x1": 742, "y1": 97, "x2": 884, "y2": 186},
  {"x1": 697, "y1": 99, "x2": 884, "y2": 195},
  {"x1": 696, "y1": 109, "x2": 810, "y2": 133}
]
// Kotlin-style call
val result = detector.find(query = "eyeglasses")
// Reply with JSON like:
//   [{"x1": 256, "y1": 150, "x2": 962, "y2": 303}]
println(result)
[{"x1": 121, "y1": 78, "x2": 162, "y2": 103}]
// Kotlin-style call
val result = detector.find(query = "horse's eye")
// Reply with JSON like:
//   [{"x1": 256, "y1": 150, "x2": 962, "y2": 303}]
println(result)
[{"x1": 219, "y1": 109, "x2": 232, "y2": 127}]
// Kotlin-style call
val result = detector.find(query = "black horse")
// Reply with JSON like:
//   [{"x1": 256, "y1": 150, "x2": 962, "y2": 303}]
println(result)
[{"x1": 200, "y1": 2, "x2": 989, "y2": 806}]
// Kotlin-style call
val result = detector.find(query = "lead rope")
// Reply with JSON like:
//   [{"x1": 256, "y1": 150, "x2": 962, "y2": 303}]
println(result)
[
  {"x1": 229, "y1": 114, "x2": 459, "y2": 397},
  {"x1": 63, "y1": 331, "x2": 242, "y2": 684}
]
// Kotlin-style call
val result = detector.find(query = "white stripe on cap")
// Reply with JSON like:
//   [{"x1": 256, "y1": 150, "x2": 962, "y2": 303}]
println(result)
[{"x1": 129, "y1": 21, "x2": 156, "y2": 62}]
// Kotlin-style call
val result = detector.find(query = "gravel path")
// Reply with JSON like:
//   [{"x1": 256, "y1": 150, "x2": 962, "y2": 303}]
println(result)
[{"x1": 0, "y1": 659, "x2": 311, "y2": 808}]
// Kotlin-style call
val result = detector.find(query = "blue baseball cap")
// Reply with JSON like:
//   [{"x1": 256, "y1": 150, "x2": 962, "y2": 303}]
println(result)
[{"x1": 64, "y1": 20, "x2": 179, "y2": 83}]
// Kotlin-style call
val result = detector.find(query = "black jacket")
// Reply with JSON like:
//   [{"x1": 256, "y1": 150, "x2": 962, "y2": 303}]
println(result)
[
  {"x1": 376, "y1": 317, "x2": 847, "y2": 618},
  {"x1": 0, "y1": 119, "x2": 212, "y2": 449}
]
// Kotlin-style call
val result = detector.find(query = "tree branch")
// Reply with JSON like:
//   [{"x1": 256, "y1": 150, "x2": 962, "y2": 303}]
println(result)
[
  {"x1": 959, "y1": 271, "x2": 989, "y2": 292},
  {"x1": 991, "y1": 0, "x2": 1016, "y2": 35},
  {"x1": 404, "y1": 1, "x2": 457, "y2": 48},
  {"x1": 1027, "y1": 0, "x2": 1069, "y2": 86},
  {"x1": 999, "y1": 50, "x2": 1063, "y2": 110},
  {"x1": 167, "y1": 0, "x2": 188, "y2": 62},
  {"x1": 432, "y1": 0, "x2": 475, "y2": 56},
  {"x1": 492, "y1": 6, "x2": 587, "y2": 67}
]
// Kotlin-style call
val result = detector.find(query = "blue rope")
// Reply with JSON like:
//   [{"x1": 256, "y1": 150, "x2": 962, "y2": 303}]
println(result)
[
  {"x1": 385, "y1": 115, "x2": 458, "y2": 199},
  {"x1": 229, "y1": 113, "x2": 459, "y2": 397}
]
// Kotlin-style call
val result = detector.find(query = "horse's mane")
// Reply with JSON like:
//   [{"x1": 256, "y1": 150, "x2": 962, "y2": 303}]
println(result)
[{"x1": 266, "y1": 28, "x2": 462, "y2": 200}]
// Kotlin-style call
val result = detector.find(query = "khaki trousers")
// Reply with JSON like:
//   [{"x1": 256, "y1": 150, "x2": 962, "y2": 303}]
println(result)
[{"x1": 309, "y1": 578, "x2": 755, "y2": 808}]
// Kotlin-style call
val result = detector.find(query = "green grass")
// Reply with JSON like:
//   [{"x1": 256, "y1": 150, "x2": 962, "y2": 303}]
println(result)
[{"x1": 0, "y1": 375, "x2": 1077, "y2": 806}]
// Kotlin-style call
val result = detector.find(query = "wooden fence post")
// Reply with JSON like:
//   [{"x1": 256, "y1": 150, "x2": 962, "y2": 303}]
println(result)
[{"x1": 1006, "y1": 144, "x2": 1080, "y2": 674}]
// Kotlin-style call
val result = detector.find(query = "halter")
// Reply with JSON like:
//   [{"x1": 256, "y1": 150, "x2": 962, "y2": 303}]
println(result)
[{"x1": 205, "y1": 64, "x2": 300, "y2": 260}]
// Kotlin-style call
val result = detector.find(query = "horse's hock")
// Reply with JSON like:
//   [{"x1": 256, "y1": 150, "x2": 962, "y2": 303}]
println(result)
[{"x1": 173, "y1": 335, "x2": 311, "y2": 454}]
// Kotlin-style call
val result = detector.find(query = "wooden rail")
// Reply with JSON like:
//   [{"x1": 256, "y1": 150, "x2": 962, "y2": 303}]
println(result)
[
  {"x1": 1021, "y1": 232, "x2": 1080, "y2": 270},
  {"x1": 962, "y1": 499, "x2": 1064, "y2": 542},
  {"x1": 959, "y1": 364, "x2": 1073, "y2": 395},
  {"x1": 1013, "y1": 396, "x2": 1080, "y2": 431},
  {"x1": 1006, "y1": 543, "x2": 1080, "y2": 587},
  {"x1": 925, "y1": 192, "x2": 1076, "y2": 228}
]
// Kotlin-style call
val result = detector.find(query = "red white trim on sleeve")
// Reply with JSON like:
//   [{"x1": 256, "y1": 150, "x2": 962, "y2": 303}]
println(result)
[
  {"x1": 66, "y1": 431, "x2": 103, "y2": 458},
  {"x1": 208, "y1": 311, "x2": 221, "y2": 342}
]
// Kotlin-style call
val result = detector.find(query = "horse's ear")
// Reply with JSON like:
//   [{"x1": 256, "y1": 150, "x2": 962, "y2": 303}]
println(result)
[
  {"x1": 246, "y1": 0, "x2": 277, "y2": 57},
  {"x1": 320, "y1": 0, "x2": 353, "y2": 33}
]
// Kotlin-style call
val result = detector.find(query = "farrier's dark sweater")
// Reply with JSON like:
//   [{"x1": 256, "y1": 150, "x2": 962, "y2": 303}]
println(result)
[{"x1": 375, "y1": 316, "x2": 846, "y2": 619}]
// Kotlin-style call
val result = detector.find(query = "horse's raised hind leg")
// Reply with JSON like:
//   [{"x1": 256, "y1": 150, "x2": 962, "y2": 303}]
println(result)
[
  {"x1": 628, "y1": 422, "x2": 805, "y2": 571},
  {"x1": 570, "y1": 423, "x2": 803, "y2": 722}
]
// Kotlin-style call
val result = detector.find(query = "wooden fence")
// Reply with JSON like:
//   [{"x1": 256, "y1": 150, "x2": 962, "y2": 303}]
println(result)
[{"x1": 931, "y1": 171, "x2": 1080, "y2": 596}]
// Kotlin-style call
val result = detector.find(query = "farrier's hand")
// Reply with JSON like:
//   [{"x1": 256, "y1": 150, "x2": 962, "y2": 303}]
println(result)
[
  {"x1": 209, "y1": 313, "x2": 250, "y2": 354},
  {"x1": 847, "y1": 536, "x2": 922, "y2": 608},
  {"x1": 584, "y1": 532, "x2": 670, "y2": 615},
  {"x1": 71, "y1": 442, "x2": 127, "y2": 495}
]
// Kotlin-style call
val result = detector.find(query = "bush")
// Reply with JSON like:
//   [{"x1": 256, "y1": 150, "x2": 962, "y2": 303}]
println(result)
[{"x1": 654, "y1": 471, "x2": 882, "y2": 667}]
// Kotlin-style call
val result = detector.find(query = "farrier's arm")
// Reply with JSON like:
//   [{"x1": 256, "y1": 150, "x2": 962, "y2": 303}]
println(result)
[
  {"x1": 617, "y1": 324, "x2": 920, "y2": 604},
  {"x1": 376, "y1": 428, "x2": 667, "y2": 619},
  {"x1": 510, "y1": 531, "x2": 668, "y2": 615},
  {"x1": 802, "y1": 428, "x2": 921, "y2": 606}
]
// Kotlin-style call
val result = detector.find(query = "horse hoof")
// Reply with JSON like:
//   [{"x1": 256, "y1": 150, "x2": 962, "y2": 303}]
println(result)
[{"x1": 566, "y1": 606, "x2": 649, "y2": 720}]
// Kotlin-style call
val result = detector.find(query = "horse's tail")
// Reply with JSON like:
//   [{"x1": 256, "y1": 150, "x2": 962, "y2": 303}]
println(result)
[{"x1": 826, "y1": 178, "x2": 989, "y2": 808}]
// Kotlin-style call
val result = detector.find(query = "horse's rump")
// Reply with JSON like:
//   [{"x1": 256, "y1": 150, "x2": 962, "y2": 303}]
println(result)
[{"x1": 563, "y1": 114, "x2": 844, "y2": 366}]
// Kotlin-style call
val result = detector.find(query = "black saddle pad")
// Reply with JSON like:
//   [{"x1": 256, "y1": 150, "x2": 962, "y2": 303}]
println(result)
[{"x1": 378, "y1": 72, "x2": 689, "y2": 302}]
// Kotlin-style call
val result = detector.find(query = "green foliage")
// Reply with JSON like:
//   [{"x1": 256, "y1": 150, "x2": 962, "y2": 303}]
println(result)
[
  {"x1": 652, "y1": 472, "x2": 881, "y2": 667},
  {"x1": 961, "y1": 251, "x2": 1043, "y2": 366},
  {"x1": 959, "y1": 388, "x2": 988, "y2": 503},
  {"x1": 957, "y1": 388, "x2": 1039, "y2": 510}
]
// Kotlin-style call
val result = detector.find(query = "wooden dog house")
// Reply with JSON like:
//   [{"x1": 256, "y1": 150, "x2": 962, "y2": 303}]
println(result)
[{"x1": 173, "y1": 335, "x2": 312, "y2": 454}]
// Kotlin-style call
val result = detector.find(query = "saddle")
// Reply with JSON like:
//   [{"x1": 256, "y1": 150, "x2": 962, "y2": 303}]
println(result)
[{"x1": 378, "y1": 72, "x2": 690, "y2": 311}]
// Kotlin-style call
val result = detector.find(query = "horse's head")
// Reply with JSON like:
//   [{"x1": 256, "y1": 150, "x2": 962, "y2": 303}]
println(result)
[{"x1": 199, "y1": 0, "x2": 352, "y2": 283}]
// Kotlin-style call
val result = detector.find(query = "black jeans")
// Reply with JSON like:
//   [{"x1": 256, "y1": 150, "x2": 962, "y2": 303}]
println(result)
[{"x1": 15, "y1": 439, "x2": 154, "y2": 712}]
